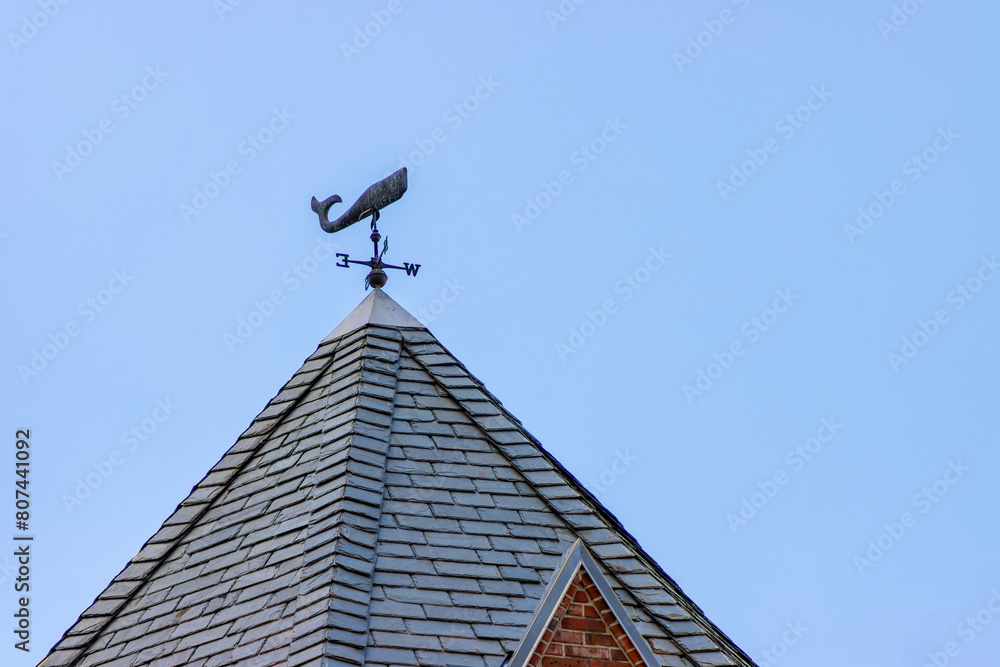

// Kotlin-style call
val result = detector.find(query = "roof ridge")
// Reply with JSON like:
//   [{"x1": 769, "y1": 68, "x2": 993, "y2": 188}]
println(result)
[
  {"x1": 38, "y1": 329, "x2": 360, "y2": 667},
  {"x1": 397, "y1": 331, "x2": 756, "y2": 667},
  {"x1": 287, "y1": 327, "x2": 406, "y2": 667}
]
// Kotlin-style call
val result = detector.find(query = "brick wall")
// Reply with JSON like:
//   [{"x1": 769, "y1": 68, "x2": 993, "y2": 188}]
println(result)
[{"x1": 527, "y1": 569, "x2": 644, "y2": 667}]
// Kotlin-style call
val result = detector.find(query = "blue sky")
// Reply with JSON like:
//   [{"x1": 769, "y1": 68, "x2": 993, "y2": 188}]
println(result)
[{"x1": 2, "y1": 1, "x2": 998, "y2": 665}]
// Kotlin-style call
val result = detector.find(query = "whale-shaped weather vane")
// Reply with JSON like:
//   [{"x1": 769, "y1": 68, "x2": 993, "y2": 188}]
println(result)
[{"x1": 310, "y1": 167, "x2": 419, "y2": 289}]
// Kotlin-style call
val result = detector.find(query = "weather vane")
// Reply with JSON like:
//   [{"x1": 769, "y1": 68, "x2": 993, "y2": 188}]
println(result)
[{"x1": 310, "y1": 167, "x2": 420, "y2": 289}]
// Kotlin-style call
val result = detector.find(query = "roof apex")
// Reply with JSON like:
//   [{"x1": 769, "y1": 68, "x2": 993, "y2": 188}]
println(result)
[{"x1": 324, "y1": 287, "x2": 425, "y2": 341}]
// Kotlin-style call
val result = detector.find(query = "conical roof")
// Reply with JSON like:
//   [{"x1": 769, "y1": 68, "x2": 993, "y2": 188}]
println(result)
[{"x1": 40, "y1": 289, "x2": 756, "y2": 667}]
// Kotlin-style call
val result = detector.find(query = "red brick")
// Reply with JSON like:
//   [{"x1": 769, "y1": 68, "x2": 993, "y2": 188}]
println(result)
[
  {"x1": 541, "y1": 658, "x2": 585, "y2": 667},
  {"x1": 586, "y1": 633, "x2": 615, "y2": 647},
  {"x1": 566, "y1": 604, "x2": 587, "y2": 617},
  {"x1": 562, "y1": 618, "x2": 607, "y2": 633},
  {"x1": 565, "y1": 645, "x2": 610, "y2": 659},
  {"x1": 544, "y1": 644, "x2": 564, "y2": 657},
  {"x1": 554, "y1": 630, "x2": 585, "y2": 644},
  {"x1": 609, "y1": 649, "x2": 627, "y2": 661},
  {"x1": 582, "y1": 605, "x2": 600, "y2": 618}
]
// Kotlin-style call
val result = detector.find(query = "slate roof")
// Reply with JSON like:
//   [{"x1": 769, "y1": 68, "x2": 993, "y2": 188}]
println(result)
[{"x1": 40, "y1": 289, "x2": 757, "y2": 667}]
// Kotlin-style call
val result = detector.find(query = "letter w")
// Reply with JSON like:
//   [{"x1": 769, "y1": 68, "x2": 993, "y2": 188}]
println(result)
[{"x1": 404, "y1": 263, "x2": 421, "y2": 276}]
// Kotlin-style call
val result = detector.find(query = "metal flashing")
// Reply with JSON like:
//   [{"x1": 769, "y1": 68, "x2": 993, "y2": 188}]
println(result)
[{"x1": 324, "y1": 288, "x2": 425, "y2": 341}]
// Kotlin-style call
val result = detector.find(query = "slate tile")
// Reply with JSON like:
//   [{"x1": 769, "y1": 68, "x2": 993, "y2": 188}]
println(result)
[
  {"x1": 430, "y1": 503, "x2": 480, "y2": 520},
  {"x1": 395, "y1": 515, "x2": 464, "y2": 534},
  {"x1": 432, "y1": 410, "x2": 473, "y2": 424},
  {"x1": 372, "y1": 571, "x2": 414, "y2": 587},
  {"x1": 422, "y1": 605, "x2": 491, "y2": 623},
  {"x1": 405, "y1": 619, "x2": 476, "y2": 638},
  {"x1": 417, "y1": 651, "x2": 486, "y2": 667},
  {"x1": 497, "y1": 566, "x2": 540, "y2": 582},
  {"x1": 410, "y1": 475, "x2": 476, "y2": 492},
  {"x1": 458, "y1": 520, "x2": 509, "y2": 536},
  {"x1": 472, "y1": 480, "x2": 517, "y2": 494},
  {"x1": 439, "y1": 636, "x2": 506, "y2": 655},
  {"x1": 388, "y1": 487, "x2": 454, "y2": 504},
  {"x1": 368, "y1": 599, "x2": 426, "y2": 619},
  {"x1": 472, "y1": 624, "x2": 524, "y2": 640},
  {"x1": 411, "y1": 545, "x2": 479, "y2": 563},
  {"x1": 385, "y1": 459, "x2": 434, "y2": 475},
  {"x1": 476, "y1": 507, "x2": 522, "y2": 523},
  {"x1": 376, "y1": 527, "x2": 426, "y2": 544},
  {"x1": 495, "y1": 444, "x2": 535, "y2": 458},
  {"x1": 618, "y1": 572, "x2": 662, "y2": 589},
  {"x1": 376, "y1": 556, "x2": 435, "y2": 574},
  {"x1": 410, "y1": 421, "x2": 455, "y2": 436},
  {"x1": 537, "y1": 486, "x2": 581, "y2": 501},
  {"x1": 390, "y1": 433, "x2": 435, "y2": 448},
  {"x1": 370, "y1": 630, "x2": 442, "y2": 650},
  {"x1": 401, "y1": 448, "x2": 466, "y2": 464},
  {"x1": 564, "y1": 514, "x2": 604, "y2": 529},
  {"x1": 488, "y1": 536, "x2": 542, "y2": 553},
  {"x1": 451, "y1": 492, "x2": 495, "y2": 507},
  {"x1": 450, "y1": 592, "x2": 512, "y2": 609},
  {"x1": 370, "y1": 536, "x2": 412, "y2": 556},
  {"x1": 362, "y1": 646, "x2": 419, "y2": 667},
  {"x1": 465, "y1": 452, "x2": 508, "y2": 466},
  {"x1": 425, "y1": 532, "x2": 491, "y2": 549},
  {"x1": 476, "y1": 550, "x2": 517, "y2": 566},
  {"x1": 515, "y1": 510, "x2": 563, "y2": 528},
  {"x1": 487, "y1": 430, "x2": 526, "y2": 444},
  {"x1": 480, "y1": 579, "x2": 524, "y2": 596},
  {"x1": 513, "y1": 552, "x2": 562, "y2": 569},
  {"x1": 412, "y1": 574, "x2": 482, "y2": 592},
  {"x1": 383, "y1": 587, "x2": 452, "y2": 605},
  {"x1": 392, "y1": 407, "x2": 436, "y2": 422},
  {"x1": 507, "y1": 525, "x2": 557, "y2": 541}
]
